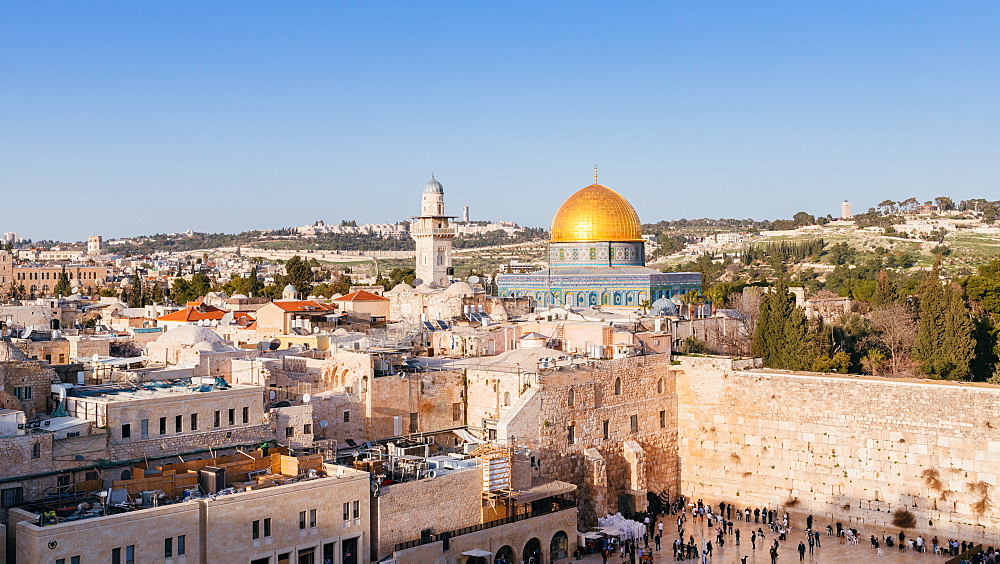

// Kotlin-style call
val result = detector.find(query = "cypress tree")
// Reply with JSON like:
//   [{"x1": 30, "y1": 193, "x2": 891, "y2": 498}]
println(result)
[
  {"x1": 915, "y1": 265, "x2": 975, "y2": 379},
  {"x1": 128, "y1": 270, "x2": 144, "y2": 308},
  {"x1": 54, "y1": 266, "x2": 72, "y2": 298},
  {"x1": 752, "y1": 278, "x2": 812, "y2": 370}
]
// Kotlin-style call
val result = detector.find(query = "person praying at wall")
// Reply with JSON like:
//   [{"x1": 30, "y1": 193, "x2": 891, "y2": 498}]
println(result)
[
  {"x1": 735, "y1": 529, "x2": 741, "y2": 546},
  {"x1": 754, "y1": 508, "x2": 760, "y2": 523},
  {"x1": 745, "y1": 507, "x2": 751, "y2": 522}
]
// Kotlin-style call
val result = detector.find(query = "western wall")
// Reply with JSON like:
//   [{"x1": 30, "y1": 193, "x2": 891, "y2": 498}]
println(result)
[{"x1": 672, "y1": 356, "x2": 1000, "y2": 544}]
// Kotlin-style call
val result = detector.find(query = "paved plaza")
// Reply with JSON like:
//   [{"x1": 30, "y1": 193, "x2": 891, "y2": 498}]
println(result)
[{"x1": 573, "y1": 509, "x2": 955, "y2": 563}]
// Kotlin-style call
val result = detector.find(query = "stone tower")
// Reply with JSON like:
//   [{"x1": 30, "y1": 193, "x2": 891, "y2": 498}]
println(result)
[
  {"x1": 87, "y1": 235, "x2": 102, "y2": 257},
  {"x1": 841, "y1": 200, "x2": 852, "y2": 220},
  {"x1": 411, "y1": 176, "x2": 455, "y2": 287}
]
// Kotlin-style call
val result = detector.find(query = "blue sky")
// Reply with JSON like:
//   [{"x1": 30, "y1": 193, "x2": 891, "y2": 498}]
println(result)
[{"x1": 2, "y1": 2, "x2": 998, "y2": 241}]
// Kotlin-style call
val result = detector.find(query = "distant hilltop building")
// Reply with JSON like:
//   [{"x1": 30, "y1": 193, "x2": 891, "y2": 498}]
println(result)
[
  {"x1": 295, "y1": 220, "x2": 408, "y2": 238},
  {"x1": 462, "y1": 204, "x2": 470, "y2": 223},
  {"x1": 87, "y1": 235, "x2": 102, "y2": 257},
  {"x1": 2, "y1": 232, "x2": 17, "y2": 244},
  {"x1": 841, "y1": 200, "x2": 852, "y2": 220}
]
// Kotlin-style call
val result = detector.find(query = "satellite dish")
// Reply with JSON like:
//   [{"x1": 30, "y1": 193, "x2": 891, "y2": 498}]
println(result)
[
  {"x1": 268, "y1": 339, "x2": 281, "y2": 351},
  {"x1": 319, "y1": 419, "x2": 329, "y2": 428},
  {"x1": 412, "y1": 278, "x2": 424, "y2": 286},
  {"x1": 269, "y1": 390, "x2": 276, "y2": 400},
  {"x1": 220, "y1": 312, "x2": 235, "y2": 325},
  {"x1": 468, "y1": 275, "x2": 480, "y2": 284},
  {"x1": 92, "y1": 353, "x2": 100, "y2": 363},
  {"x1": 21, "y1": 327, "x2": 32, "y2": 339},
  {"x1": 302, "y1": 393, "x2": 311, "y2": 403}
]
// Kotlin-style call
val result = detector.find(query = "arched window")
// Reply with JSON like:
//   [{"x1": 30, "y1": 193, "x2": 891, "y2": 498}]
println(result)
[
  {"x1": 567, "y1": 388, "x2": 575, "y2": 407},
  {"x1": 550, "y1": 531, "x2": 569, "y2": 561},
  {"x1": 657, "y1": 378, "x2": 663, "y2": 394},
  {"x1": 614, "y1": 377, "x2": 622, "y2": 396},
  {"x1": 503, "y1": 392, "x2": 510, "y2": 406}
]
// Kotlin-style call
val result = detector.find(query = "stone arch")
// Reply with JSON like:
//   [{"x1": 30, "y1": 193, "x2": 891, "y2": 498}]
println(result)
[
  {"x1": 589, "y1": 292, "x2": 598, "y2": 306},
  {"x1": 503, "y1": 391, "x2": 510, "y2": 406},
  {"x1": 495, "y1": 545, "x2": 515, "y2": 564},
  {"x1": 523, "y1": 538, "x2": 542, "y2": 564},
  {"x1": 614, "y1": 377, "x2": 622, "y2": 396},
  {"x1": 602, "y1": 292, "x2": 610, "y2": 305},
  {"x1": 567, "y1": 388, "x2": 574, "y2": 407},
  {"x1": 614, "y1": 291, "x2": 622, "y2": 306},
  {"x1": 550, "y1": 530, "x2": 569, "y2": 561},
  {"x1": 657, "y1": 378, "x2": 663, "y2": 394}
]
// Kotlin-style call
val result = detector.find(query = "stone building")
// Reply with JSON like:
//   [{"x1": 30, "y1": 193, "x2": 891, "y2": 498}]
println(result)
[{"x1": 11, "y1": 453, "x2": 370, "y2": 564}]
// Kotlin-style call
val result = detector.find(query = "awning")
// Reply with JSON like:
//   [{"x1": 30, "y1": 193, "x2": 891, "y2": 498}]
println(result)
[
  {"x1": 598, "y1": 526, "x2": 624, "y2": 537},
  {"x1": 454, "y1": 428, "x2": 484, "y2": 444},
  {"x1": 461, "y1": 549, "x2": 492, "y2": 557},
  {"x1": 511, "y1": 479, "x2": 577, "y2": 503}
]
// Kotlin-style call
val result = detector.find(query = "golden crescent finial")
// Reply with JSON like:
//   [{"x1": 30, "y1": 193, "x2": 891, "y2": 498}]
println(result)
[{"x1": 594, "y1": 165, "x2": 598, "y2": 185}]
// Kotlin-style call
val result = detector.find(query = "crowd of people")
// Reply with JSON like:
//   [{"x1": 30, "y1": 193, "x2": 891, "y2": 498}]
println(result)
[{"x1": 570, "y1": 495, "x2": 999, "y2": 563}]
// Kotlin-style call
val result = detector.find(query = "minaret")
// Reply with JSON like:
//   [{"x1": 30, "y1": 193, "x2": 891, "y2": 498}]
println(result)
[{"x1": 411, "y1": 175, "x2": 456, "y2": 287}]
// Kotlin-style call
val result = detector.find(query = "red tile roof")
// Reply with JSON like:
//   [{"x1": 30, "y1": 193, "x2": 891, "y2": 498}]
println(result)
[
  {"x1": 157, "y1": 304, "x2": 227, "y2": 322},
  {"x1": 334, "y1": 290, "x2": 389, "y2": 302}
]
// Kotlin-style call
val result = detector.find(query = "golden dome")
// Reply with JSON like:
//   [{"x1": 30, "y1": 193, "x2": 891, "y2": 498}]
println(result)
[{"x1": 550, "y1": 183, "x2": 643, "y2": 243}]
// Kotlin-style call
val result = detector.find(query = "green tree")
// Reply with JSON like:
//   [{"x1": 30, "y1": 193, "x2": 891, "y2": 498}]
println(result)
[
  {"x1": 751, "y1": 278, "x2": 813, "y2": 370},
  {"x1": 914, "y1": 266, "x2": 975, "y2": 379},
  {"x1": 54, "y1": 266, "x2": 72, "y2": 297},
  {"x1": 128, "y1": 270, "x2": 144, "y2": 308},
  {"x1": 281, "y1": 255, "x2": 314, "y2": 297}
]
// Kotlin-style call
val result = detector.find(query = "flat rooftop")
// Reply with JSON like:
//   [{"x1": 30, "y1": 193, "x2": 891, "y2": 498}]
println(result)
[{"x1": 64, "y1": 378, "x2": 260, "y2": 403}]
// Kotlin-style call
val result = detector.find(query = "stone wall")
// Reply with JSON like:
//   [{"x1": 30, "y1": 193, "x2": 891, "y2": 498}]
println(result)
[
  {"x1": 675, "y1": 359, "x2": 1000, "y2": 544},
  {"x1": 374, "y1": 467, "x2": 483, "y2": 560}
]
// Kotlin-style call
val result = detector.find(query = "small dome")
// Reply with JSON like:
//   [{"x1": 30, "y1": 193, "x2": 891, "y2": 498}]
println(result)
[
  {"x1": 650, "y1": 297, "x2": 678, "y2": 316},
  {"x1": 0, "y1": 341, "x2": 29, "y2": 362},
  {"x1": 413, "y1": 284, "x2": 437, "y2": 294},
  {"x1": 386, "y1": 282, "x2": 414, "y2": 294},
  {"x1": 423, "y1": 175, "x2": 444, "y2": 194},
  {"x1": 155, "y1": 325, "x2": 225, "y2": 347},
  {"x1": 444, "y1": 281, "x2": 475, "y2": 297},
  {"x1": 550, "y1": 183, "x2": 643, "y2": 243},
  {"x1": 283, "y1": 284, "x2": 296, "y2": 293}
]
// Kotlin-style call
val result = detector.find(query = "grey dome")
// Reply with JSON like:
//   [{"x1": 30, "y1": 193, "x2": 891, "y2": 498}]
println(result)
[
  {"x1": 155, "y1": 325, "x2": 225, "y2": 347},
  {"x1": 283, "y1": 284, "x2": 297, "y2": 293},
  {"x1": 650, "y1": 297, "x2": 679, "y2": 316},
  {"x1": 423, "y1": 175, "x2": 444, "y2": 194}
]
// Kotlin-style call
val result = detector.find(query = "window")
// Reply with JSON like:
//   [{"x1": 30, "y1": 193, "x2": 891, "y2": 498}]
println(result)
[
  {"x1": 630, "y1": 414, "x2": 639, "y2": 433},
  {"x1": 602, "y1": 420, "x2": 610, "y2": 441},
  {"x1": 2, "y1": 486, "x2": 24, "y2": 507},
  {"x1": 343, "y1": 502, "x2": 350, "y2": 522},
  {"x1": 567, "y1": 387, "x2": 575, "y2": 407},
  {"x1": 253, "y1": 519, "x2": 261, "y2": 539},
  {"x1": 614, "y1": 377, "x2": 622, "y2": 396},
  {"x1": 660, "y1": 410, "x2": 666, "y2": 428},
  {"x1": 264, "y1": 517, "x2": 271, "y2": 537},
  {"x1": 164, "y1": 537, "x2": 173, "y2": 558},
  {"x1": 125, "y1": 544, "x2": 134, "y2": 564},
  {"x1": 352, "y1": 500, "x2": 360, "y2": 519},
  {"x1": 85, "y1": 471, "x2": 99, "y2": 481},
  {"x1": 73, "y1": 556, "x2": 81, "y2": 564},
  {"x1": 178, "y1": 535, "x2": 186, "y2": 555},
  {"x1": 242, "y1": 406, "x2": 249, "y2": 424},
  {"x1": 140, "y1": 419, "x2": 149, "y2": 439},
  {"x1": 112, "y1": 548, "x2": 121, "y2": 564},
  {"x1": 31, "y1": 442, "x2": 40, "y2": 459},
  {"x1": 343, "y1": 410, "x2": 350, "y2": 423},
  {"x1": 303, "y1": 424, "x2": 312, "y2": 435},
  {"x1": 452, "y1": 403, "x2": 462, "y2": 422},
  {"x1": 228, "y1": 408, "x2": 235, "y2": 425},
  {"x1": 309, "y1": 508, "x2": 317, "y2": 528},
  {"x1": 300, "y1": 510, "x2": 307, "y2": 530},
  {"x1": 57, "y1": 474, "x2": 71, "y2": 492},
  {"x1": 121, "y1": 423, "x2": 131, "y2": 439},
  {"x1": 175, "y1": 415, "x2": 183, "y2": 433},
  {"x1": 409, "y1": 413, "x2": 418, "y2": 434},
  {"x1": 159, "y1": 417, "x2": 167, "y2": 435},
  {"x1": 657, "y1": 378, "x2": 663, "y2": 394},
  {"x1": 190, "y1": 413, "x2": 198, "y2": 431},
  {"x1": 13, "y1": 386, "x2": 32, "y2": 400},
  {"x1": 503, "y1": 392, "x2": 510, "y2": 406},
  {"x1": 286, "y1": 426, "x2": 294, "y2": 437},
  {"x1": 567, "y1": 424, "x2": 575, "y2": 445},
  {"x1": 214, "y1": 410, "x2": 221, "y2": 427}
]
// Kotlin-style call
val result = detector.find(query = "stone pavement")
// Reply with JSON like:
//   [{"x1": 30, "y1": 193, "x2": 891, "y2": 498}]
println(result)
[{"x1": 572, "y1": 511, "x2": 953, "y2": 563}]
